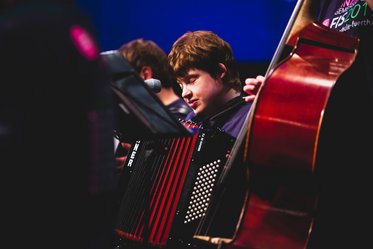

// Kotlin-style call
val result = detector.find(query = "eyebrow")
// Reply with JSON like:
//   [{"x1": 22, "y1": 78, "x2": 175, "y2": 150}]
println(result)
[{"x1": 184, "y1": 73, "x2": 199, "y2": 81}]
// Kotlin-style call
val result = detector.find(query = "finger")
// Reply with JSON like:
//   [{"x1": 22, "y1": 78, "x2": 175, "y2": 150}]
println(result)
[
  {"x1": 256, "y1": 75, "x2": 265, "y2": 82},
  {"x1": 243, "y1": 84, "x2": 256, "y2": 92},
  {"x1": 245, "y1": 77, "x2": 259, "y2": 85},
  {"x1": 243, "y1": 95, "x2": 256, "y2": 102}
]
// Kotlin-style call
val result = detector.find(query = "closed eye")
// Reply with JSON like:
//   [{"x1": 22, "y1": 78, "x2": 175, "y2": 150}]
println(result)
[
  {"x1": 178, "y1": 73, "x2": 199, "y2": 89},
  {"x1": 184, "y1": 74, "x2": 198, "y2": 84}
]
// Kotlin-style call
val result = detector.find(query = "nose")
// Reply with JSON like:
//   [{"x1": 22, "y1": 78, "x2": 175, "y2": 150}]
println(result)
[{"x1": 182, "y1": 87, "x2": 192, "y2": 99}]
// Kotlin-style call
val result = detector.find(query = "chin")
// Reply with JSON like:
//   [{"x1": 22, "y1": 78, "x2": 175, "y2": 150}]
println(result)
[{"x1": 195, "y1": 109, "x2": 209, "y2": 118}]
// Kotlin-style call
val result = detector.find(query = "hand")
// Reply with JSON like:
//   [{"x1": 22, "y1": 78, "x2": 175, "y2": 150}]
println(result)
[
  {"x1": 115, "y1": 142, "x2": 132, "y2": 175},
  {"x1": 243, "y1": 75, "x2": 265, "y2": 102}
]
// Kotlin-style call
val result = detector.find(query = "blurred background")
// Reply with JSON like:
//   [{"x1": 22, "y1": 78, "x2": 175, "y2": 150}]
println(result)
[{"x1": 75, "y1": 0, "x2": 297, "y2": 80}]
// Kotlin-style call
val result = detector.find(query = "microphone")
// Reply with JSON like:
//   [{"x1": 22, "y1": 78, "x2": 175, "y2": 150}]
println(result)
[{"x1": 144, "y1": 78, "x2": 162, "y2": 93}]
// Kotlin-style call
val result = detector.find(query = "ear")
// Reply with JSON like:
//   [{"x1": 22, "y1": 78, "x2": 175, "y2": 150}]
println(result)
[
  {"x1": 218, "y1": 63, "x2": 227, "y2": 79},
  {"x1": 139, "y1": 66, "x2": 153, "y2": 80}
]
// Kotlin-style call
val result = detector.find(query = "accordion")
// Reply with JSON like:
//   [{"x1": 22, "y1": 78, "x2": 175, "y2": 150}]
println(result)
[{"x1": 115, "y1": 121, "x2": 236, "y2": 247}]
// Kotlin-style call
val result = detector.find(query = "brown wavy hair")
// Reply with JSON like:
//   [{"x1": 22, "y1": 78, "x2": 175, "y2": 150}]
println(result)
[{"x1": 168, "y1": 30, "x2": 241, "y2": 91}]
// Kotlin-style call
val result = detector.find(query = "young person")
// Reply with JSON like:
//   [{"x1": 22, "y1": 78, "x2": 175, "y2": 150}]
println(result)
[
  {"x1": 168, "y1": 30, "x2": 253, "y2": 138},
  {"x1": 168, "y1": 30, "x2": 257, "y2": 247}
]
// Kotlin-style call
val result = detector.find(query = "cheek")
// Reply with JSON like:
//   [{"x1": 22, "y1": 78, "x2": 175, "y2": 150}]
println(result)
[
  {"x1": 205, "y1": 82, "x2": 223, "y2": 98},
  {"x1": 194, "y1": 86, "x2": 210, "y2": 100},
  {"x1": 199, "y1": 80, "x2": 217, "y2": 93}
]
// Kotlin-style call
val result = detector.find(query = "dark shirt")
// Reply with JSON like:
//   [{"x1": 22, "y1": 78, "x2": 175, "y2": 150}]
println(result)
[
  {"x1": 185, "y1": 95, "x2": 252, "y2": 138},
  {"x1": 308, "y1": 1, "x2": 373, "y2": 247}
]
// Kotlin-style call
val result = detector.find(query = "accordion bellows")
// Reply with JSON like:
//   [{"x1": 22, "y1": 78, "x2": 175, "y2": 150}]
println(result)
[{"x1": 115, "y1": 121, "x2": 235, "y2": 247}]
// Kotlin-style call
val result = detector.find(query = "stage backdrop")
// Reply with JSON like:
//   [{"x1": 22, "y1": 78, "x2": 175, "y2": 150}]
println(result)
[{"x1": 76, "y1": 0, "x2": 296, "y2": 66}]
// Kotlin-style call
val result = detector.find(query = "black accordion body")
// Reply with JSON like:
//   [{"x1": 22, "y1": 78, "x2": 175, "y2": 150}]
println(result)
[{"x1": 115, "y1": 121, "x2": 236, "y2": 248}]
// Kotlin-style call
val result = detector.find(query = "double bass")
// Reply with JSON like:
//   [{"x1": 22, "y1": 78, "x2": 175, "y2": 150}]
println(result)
[{"x1": 193, "y1": 0, "x2": 361, "y2": 248}]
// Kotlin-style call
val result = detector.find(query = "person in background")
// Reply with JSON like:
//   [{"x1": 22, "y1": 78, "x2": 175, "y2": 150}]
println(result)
[
  {"x1": 114, "y1": 39, "x2": 194, "y2": 171},
  {"x1": 0, "y1": 1, "x2": 118, "y2": 248},
  {"x1": 118, "y1": 38, "x2": 193, "y2": 121}
]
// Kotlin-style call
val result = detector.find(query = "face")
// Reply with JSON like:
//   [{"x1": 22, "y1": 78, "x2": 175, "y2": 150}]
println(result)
[{"x1": 178, "y1": 69, "x2": 227, "y2": 118}]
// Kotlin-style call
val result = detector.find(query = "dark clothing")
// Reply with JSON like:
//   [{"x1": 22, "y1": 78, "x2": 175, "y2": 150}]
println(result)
[
  {"x1": 182, "y1": 96, "x2": 252, "y2": 243},
  {"x1": 0, "y1": 2, "x2": 117, "y2": 249},
  {"x1": 185, "y1": 95, "x2": 252, "y2": 138},
  {"x1": 167, "y1": 98, "x2": 193, "y2": 121},
  {"x1": 308, "y1": 1, "x2": 373, "y2": 248}
]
